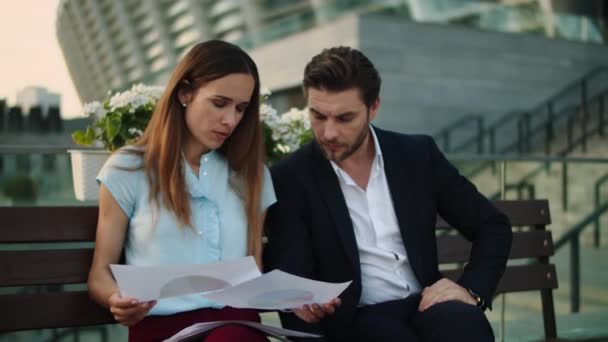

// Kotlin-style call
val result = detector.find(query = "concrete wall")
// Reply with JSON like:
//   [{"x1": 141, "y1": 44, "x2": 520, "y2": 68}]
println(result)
[
  {"x1": 250, "y1": 15, "x2": 360, "y2": 92},
  {"x1": 360, "y1": 15, "x2": 608, "y2": 135},
  {"x1": 251, "y1": 13, "x2": 608, "y2": 141}
]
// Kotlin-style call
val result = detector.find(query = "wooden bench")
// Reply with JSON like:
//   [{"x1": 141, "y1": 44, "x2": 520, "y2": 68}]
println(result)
[
  {"x1": 0, "y1": 206, "x2": 113, "y2": 339},
  {"x1": 0, "y1": 200, "x2": 561, "y2": 341},
  {"x1": 438, "y1": 199, "x2": 563, "y2": 342}
]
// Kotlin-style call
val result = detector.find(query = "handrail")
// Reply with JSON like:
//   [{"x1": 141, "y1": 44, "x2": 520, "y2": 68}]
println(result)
[
  {"x1": 554, "y1": 203, "x2": 608, "y2": 250},
  {"x1": 482, "y1": 89, "x2": 608, "y2": 205},
  {"x1": 594, "y1": 173, "x2": 608, "y2": 247},
  {"x1": 541, "y1": 66, "x2": 608, "y2": 108},
  {"x1": 434, "y1": 115, "x2": 484, "y2": 153},
  {"x1": 0, "y1": 145, "x2": 85, "y2": 154},
  {"x1": 487, "y1": 66, "x2": 608, "y2": 155},
  {"x1": 444, "y1": 154, "x2": 608, "y2": 164},
  {"x1": 2, "y1": 147, "x2": 608, "y2": 164},
  {"x1": 551, "y1": 203, "x2": 608, "y2": 313},
  {"x1": 470, "y1": 84, "x2": 608, "y2": 179},
  {"x1": 435, "y1": 114, "x2": 482, "y2": 134}
]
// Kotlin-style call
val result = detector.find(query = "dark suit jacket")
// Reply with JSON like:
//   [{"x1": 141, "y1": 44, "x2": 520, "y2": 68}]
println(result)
[{"x1": 264, "y1": 128, "x2": 512, "y2": 341}]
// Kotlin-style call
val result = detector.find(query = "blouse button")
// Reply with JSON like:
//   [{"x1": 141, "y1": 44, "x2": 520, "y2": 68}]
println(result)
[{"x1": 197, "y1": 231, "x2": 203, "y2": 236}]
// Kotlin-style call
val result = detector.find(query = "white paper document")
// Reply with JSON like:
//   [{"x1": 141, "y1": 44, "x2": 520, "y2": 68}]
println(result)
[
  {"x1": 110, "y1": 257, "x2": 262, "y2": 301},
  {"x1": 110, "y1": 256, "x2": 351, "y2": 311},
  {"x1": 163, "y1": 320, "x2": 321, "y2": 342},
  {"x1": 203, "y1": 270, "x2": 351, "y2": 310}
]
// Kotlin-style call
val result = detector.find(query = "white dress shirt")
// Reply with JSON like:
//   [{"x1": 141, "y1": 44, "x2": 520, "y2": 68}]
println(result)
[{"x1": 330, "y1": 127, "x2": 421, "y2": 305}]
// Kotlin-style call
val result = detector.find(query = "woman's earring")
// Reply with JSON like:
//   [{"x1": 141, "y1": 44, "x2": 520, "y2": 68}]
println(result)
[{"x1": 181, "y1": 102, "x2": 187, "y2": 108}]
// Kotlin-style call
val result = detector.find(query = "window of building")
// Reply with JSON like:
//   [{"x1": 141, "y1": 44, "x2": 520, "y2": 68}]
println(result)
[
  {"x1": 43, "y1": 154, "x2": 56, "y2": 172},
  {"x1": 16, "y1": 155, "x2": 31, "y2": 173}
]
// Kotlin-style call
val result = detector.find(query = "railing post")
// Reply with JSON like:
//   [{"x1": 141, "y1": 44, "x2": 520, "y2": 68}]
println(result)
[
  {"x1": 499, "y1": 161, "x2": 507, "y2": 342},
  {"x1": 570, "y1": 236, "x2": 580, "y2": 313},
  {"x1": 477, "y1": 117, "x2": 484, "y2": 154},
  {"x1": 529, "y1": 183, "x2": 536, "y2": 199},
  {"x1": 600, "y1": 94, "x2": 605, "y2": 137},
  {"x1": 595, "y1": 183, "x2": 601, "y2": 248},
  {"x1": 490, "y1": 128, "x2": 496, "y2": 174},
  {"x1": 489, "y1": 128, "x2": 495, "y2": 154},
  {"x1": 518, "y1": 115, "x2": 526, "y2": 154},
  {"x1": 581, "y1": 80, "x2": 588, "y2": 153},
  {"x1": 567, "y1": 114, "x2": 574, "y2": 153},
  {"x1": 525, "y1": 112, "x2": 532, "y2": 153},
  {"x1": 562, "y1": 161, "x2": 568, "y2": 211},
  {"x1": 545, "y1": 102, "x2": 554, "y2": 156}
]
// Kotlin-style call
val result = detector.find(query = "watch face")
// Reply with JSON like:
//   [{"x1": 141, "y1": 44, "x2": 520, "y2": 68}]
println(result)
[{"x1": 468, "y1": 289, "x2": 483, "y2": 306}]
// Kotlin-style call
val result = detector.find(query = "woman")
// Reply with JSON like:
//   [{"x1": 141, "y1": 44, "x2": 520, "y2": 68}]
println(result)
[{"x1": 88, "y1": 40, "x2": 275, "y2": 342}]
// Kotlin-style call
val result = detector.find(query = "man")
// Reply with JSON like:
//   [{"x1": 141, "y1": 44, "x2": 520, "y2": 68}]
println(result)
[{"x1": 264, "y1": 46, "x2": 512, "y2": 342}]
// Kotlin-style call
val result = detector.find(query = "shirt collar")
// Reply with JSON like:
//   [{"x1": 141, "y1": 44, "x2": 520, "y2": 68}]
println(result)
[
  {"x1": 183, "y1": 150, "x2": 221, "y2": 199},
  {"x1": 330, "y1": 125, "x2": 384, "y2": 185}
]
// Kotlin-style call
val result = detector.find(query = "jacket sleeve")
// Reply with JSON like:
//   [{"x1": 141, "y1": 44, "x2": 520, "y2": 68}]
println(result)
[
  {"x1": 263, "y1": 162, "x2": 324, "y2": 337},
  {"x1": 428, "y1": 137, "x2": 512, "y2": 309}
]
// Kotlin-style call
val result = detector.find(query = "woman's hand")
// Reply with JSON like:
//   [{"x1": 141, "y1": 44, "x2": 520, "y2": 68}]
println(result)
[
  {"x1": 108, "y1": 292, "x2": 157, "y2": 326},
  {"x1": 293, "y1": 297, "x2": 342, "y2": 323}
]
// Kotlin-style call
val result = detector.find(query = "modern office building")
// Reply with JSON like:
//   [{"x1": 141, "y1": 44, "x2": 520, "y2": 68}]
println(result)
[
  {"x1": 56, "y1": 0, "x2": 606, "y2": 106},
  {"x1": 15, "y1": 86, "x2": 61, "y2": 116},
  {"x1": 56, "y1": 0, "x2": 347, "y2": 103}
]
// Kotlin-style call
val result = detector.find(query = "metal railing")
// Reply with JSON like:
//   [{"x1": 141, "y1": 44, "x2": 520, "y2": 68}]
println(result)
[
  {"x1": 594, "y1": 173, "x2": 608, "y2": 248},
  {"x1": 487, "y1": 66, "x2": 608, "y2": 156},
  {"x1": 434, "y1": 66, "x2": 608, "y2": 182},
  {"x1": 433, "y1": 115, "x2": 484, "y2": 154},
  {"x1": 554, "y1": 202, "x2": 608, "y2": 313}
]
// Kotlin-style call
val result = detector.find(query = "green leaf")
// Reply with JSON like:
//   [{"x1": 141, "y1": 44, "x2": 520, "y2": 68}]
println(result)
[
  {"x1": 300, "y1": 129, "x2": 314, "y2": 145},
  {"x1": 72, "y1": 127, "x2": 96, "y2": 146},
  {"x1": 105, "y1": 115, "x2": 122, "y2": 142}
]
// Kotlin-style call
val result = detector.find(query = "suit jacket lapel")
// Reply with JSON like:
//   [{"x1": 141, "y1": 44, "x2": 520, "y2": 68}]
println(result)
[
  {"x1": 376, "y1": 129, "x2": 425, "y2": 281},
  {"x1": 310, "y1": 143, "x2": 361, "y2": 275}
]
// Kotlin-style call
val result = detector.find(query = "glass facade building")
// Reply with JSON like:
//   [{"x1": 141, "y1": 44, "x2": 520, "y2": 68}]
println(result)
[{"x1": 56, "y1": 0, "x2": 605, "y2": 105}]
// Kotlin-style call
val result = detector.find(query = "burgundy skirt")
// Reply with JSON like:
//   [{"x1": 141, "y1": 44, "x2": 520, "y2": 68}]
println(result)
[{"x1": 128, "y1": 307, "x2": 269, "y2": 342}]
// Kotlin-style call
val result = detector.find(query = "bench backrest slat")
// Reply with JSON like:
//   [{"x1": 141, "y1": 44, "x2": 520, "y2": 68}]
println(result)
[
  {"x1": 0, "y1": 206, "x2": 110, "y2": 332},
  {"x1": 443, "y1": 263, "x2": 558, "y2": 293},
  {"x1": 0, "y1": 249, "x2": 93, "y2": 286},
  {"x1": 437, "y1": 199, "x2": 551, "y2": 228},
  {"x1": 0, "y1": 291, "x2": 113, "y2": 331},
  {"x1": 0, "y1": 207, "x2": 98, "y2": 243},
  {"x1": 439, "y1": 199, "x2": 557, "y2": 340},
  {"x1": 437, "y1": 230, "x2": 554, "y2": 263}
]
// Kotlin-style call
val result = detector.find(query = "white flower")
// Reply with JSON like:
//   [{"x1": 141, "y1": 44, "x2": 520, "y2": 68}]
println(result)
[
  {"x1": 83, "y1": 101, "x2": 107, "y2": 120},
  {"x1": 260, "y1": 87, "x2": 272, "y2": 98},
  {"x1": 108, "y1": 84, "x2": 164, "y2": 110},
  {"x1": 259, "y1": 103, "x2": 278, "y2": 122},
  {"x1": 128, "y1": 127, "x2": 144, "y2": 137},
  {"x1": 260, "y1": 98, "x2": 312, "y2": 156}
]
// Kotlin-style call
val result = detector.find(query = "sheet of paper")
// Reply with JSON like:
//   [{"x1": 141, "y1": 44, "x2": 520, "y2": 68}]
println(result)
[
  {"x1": 202, "y1": 270, "x2": 351, "y2": 310},
  {"x1": 110, "y1": 256, "x2": 261, "y2": 301},
  {"x1": 163, "y1": 320, "x2": 322, "y2": 342}
]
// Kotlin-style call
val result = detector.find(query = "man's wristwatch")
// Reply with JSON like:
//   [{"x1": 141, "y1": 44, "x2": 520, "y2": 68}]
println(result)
[{"x1": 467, "y1": 288, "x2": 484, "y2": 307}]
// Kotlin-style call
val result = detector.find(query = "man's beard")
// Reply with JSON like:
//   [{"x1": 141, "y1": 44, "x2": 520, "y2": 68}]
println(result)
[{"x1": 319, "y1": 124, "x2": 370, "y2": 163}]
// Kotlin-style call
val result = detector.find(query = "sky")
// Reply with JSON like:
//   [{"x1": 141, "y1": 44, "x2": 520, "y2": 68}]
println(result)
[{"x1": 0, "y1": 0, "x2": 82, "y2": 119}]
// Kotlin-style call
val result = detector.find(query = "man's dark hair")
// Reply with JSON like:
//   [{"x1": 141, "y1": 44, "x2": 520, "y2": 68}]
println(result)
[{"x1": 303, "y1": 46, "x2": 381, "y2": 109}]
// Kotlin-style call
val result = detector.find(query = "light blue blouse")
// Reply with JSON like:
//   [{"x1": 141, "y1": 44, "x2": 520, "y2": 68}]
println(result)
[{"x1": 96, "y1": 147, "x2": 276, "y2": 316}]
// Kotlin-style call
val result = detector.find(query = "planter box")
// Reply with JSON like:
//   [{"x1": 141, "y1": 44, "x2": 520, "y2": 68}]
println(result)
[{"x1": 68, "y1": 149, "x2": 110, "y2": 201}]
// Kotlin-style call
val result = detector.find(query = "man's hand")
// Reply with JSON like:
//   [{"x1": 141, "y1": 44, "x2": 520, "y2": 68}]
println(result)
[
  {"x1": 293, "y1": 298, "x2": 342, "y2": 323},
  {"x1": 418, "y1": 278, "x2": 477, "y2": 312},
  {"x1": 108, "y1": 292, "x2": 156, "y2": 326}
]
